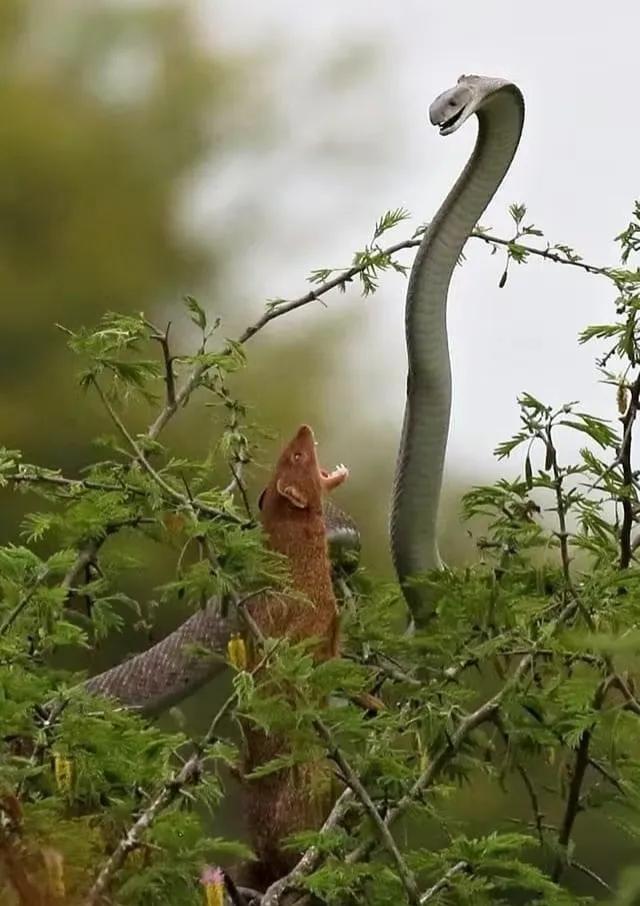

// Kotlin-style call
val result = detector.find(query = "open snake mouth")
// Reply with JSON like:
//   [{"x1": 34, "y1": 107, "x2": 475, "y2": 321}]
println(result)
[{"x1": 439, "y1": 105, "x2": 467, "y2": 135}]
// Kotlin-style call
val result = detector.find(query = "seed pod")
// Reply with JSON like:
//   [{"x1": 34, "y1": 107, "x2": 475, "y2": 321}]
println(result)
[
  {"x1": 544, "y1": 442, "x2": 554, "y2": 471},
  {"x1": 227, "y1": 634, "x2": 247, "y2": 671},
  {"x1": 525, "y1": 453, "x2": 533, "y2": 489},
  {"x1": 53, "y1": 753, "x2": 73, "y2": 794},
  {"x1": 618, "y1": 382, "x2": 630, "y2": 415}
]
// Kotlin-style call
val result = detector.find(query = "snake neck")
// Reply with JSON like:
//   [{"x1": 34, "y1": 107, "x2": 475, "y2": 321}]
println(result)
[{"x1": 391, "y1": 86, "x2": 524, "y2": 622}]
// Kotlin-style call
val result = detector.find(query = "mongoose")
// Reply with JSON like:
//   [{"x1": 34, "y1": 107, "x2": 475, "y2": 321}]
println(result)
[{"x1": 241, "y1": 424, "x2": 348, "y2": 888}]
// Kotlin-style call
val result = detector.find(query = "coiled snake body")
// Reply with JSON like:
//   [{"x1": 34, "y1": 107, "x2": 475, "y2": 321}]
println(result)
[{"x1": 86, "y1": 74, "x2": 524, "y2": 712}]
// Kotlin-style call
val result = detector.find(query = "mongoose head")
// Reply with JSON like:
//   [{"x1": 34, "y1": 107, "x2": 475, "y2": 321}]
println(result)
[{"x1": 259, "y1": 425, "x2": 348, "y2": 515}]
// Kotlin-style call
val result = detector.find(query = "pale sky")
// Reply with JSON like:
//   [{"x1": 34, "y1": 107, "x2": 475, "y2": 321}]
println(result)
[{"x1": 192, "y1": 1, "x2": 638, "y2": 490}]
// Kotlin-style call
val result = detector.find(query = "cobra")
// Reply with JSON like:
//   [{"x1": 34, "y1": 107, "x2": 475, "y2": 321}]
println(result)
[{"x1": 85, "y1": 74, "x2": 525, "y2": 713}]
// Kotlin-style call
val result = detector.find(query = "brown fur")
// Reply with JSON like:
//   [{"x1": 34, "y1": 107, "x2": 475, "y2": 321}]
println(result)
[
  {"x1": 0, "y1": 793, "x2": 65, "y2": 905},
  {"x1": 241, "y1": 425, "x2": 347, "y2": 888}
]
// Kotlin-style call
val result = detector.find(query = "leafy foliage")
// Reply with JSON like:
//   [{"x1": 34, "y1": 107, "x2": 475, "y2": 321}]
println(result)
[{"x1": 3, "y1": 204, "x2": 640, "y2": 904}]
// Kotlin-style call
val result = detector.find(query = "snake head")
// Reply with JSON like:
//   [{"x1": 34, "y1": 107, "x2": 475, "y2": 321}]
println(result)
[
  {"x1": 430, "y1": 74, "x2": 514, "y2": 136},
  {"x1": 259, "y1": 425, "x2": 348, "y2": 513}
]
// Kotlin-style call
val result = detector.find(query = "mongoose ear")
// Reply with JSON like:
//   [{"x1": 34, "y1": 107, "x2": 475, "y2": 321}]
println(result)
[
  {"x1": 276, "y1": 478, "x2": 308, "y2": 509},
  {"x1": 257, "y1": 488, "x2": 267, "y2": 511}
]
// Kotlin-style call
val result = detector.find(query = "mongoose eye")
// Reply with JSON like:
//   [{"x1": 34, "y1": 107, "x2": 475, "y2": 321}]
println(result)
[{"x1": 293, "y1": 452, "x2": 303, "y2": 463}]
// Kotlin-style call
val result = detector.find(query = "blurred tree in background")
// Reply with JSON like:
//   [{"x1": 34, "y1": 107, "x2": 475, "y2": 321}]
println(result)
[
  {"x1": 0, "y1": 0, "x2": 417, "y2": 708},
  {"x1": 0, "y1": 0, "x2": 237, "y2": 466},
  {"x1": 0, "y1": 0, "x2": 428, "y2": 574}
]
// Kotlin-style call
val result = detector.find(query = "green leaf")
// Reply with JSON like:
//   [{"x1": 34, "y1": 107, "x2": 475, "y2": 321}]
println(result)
[
  {"x1": 372, "y1": 207, "x2": 411, "y2": 240},
  {"x1": 184, "y1": 295, "x2": 207, "y2": 332},
  {"x1": 509, "y1": 202, "x2": 527, "y2": 225}
]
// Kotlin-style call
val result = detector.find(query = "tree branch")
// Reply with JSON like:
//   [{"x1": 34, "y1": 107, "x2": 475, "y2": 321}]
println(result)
[
  {"x1": 314, "y1": 718, "x2": 420, "y2": 905},
  {"x1": 236, "y1": 229, "x2": 611, "y2": 347},
  {"x1": 551, "y1": 680, "x2": 609, "y2": 882},
  {"x1": 85, "y1": 642, "x2": 279, "y2": 905},
  {"x1": 493, "y1": 716, "x2": 544, "y2": 845},
  {"x1": 419, "y1": 860, "x2": 470, "y2": 904},
  {"x1": 570, "y1": 859, "x2": 612, "y2": 893},
  {"x1": 473, "y1": 230, "x2": 610, "y2": 278},
  {"x1": 260, "y1": 789, "x2": 355, "y2": 906},
  {"x1": 91, "y1": 376, "x2": 241, "y2": 524},
  {"x1": 619, "y1": 370, "x2": 640, "y2": 568},
  {"x1": 347, "y1": 603, "x2": 579, "y2": 867},
  {"x1": 146, "y1": 361, "x2": 207, "y2": 442},
  {"x1": 0, "y1": 568, "x2": 50, "y2": 636},
  {"x1": 147, "y1": 320, "x2": 177, "y2": 409}
]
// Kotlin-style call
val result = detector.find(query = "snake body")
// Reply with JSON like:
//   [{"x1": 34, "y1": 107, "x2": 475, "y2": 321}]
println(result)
[
  {"x1": 391, "y1": 75, "x2": 524, "y2": 621},
  {"x1": 85, "y1": 74, "x2": 524, "y2": 709},
  {"x1": 83, "y1": 500, "x2": 359, "y2": 715},
  {"x1": 83, "y1": 604, "x2": 239, "y2": 716}
]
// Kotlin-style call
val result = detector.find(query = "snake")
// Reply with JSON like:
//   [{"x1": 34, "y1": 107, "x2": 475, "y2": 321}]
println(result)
[
  {"x1": 82, "y1": 499, "x2": 359, "y2": 715},
  {"x1": 84, "y1": 74, "x2": 524, "y2": 713}
]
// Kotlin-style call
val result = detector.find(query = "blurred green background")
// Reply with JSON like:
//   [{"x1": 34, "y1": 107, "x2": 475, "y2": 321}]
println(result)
[
  {"x1": 0, "y1": 0, "x2": 473, "y2": 561},
  {"x1": 1, "y1": 0, "x2": 231, "y2": 462}
]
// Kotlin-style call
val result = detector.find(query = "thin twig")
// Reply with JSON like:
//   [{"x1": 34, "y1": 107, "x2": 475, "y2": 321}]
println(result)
[
  {"x1": 582, "y1": 410, "x2": 632, "y2": 495},
  {"x1": 521, "y1": 703, "x2": 624, "y2": 794},
  {"x1": 346, "y1": 684, "x2": 508, "y2": 866},
  {"x1": 419, "y1": 860, "x2": 470, "y2": 903},
  {"x1": 493, "y1": 716, "x2": 544, "y2": 845},
  {"x1": 348, "y1": 602, "x2": 579, "y2": 867},
  {"x1": 551, "y1": 680, "x2": 609, "y2": 882},
  {"x1": 237, "y1": 230, "x2": 611, "y2": 346},
  {"x1": 260, "y1": 789, "x2": 355, "y2": 906},
  {"x1": 62, "y1": 541, "x2": 100, "y2": 592},
  {"x1": 619, "y1": 370, "x2": 640, "y2": 568},
  {"x1": 16, "y1": 697, "x2": 71, "y2": 797},
  {"x1": 91, "y1": 376, "x2": 240, "y2": 524},
  {"x1": 516, "y1": 451, "x2": 640, "y2": 724},
  {"x1": 570, "y1": 859, "x2": 612, "y2": 893},
  {"x1": 229, "y1": 460, "x2": 252, "y2": 521},
  {"x1": 543, "y1": 419, "x2": 640, "y2": 739},
  {"x1": 147, "y1": 320, "x2": 177, "y2": 409},
  {"x1": 233, "y1": 588, "x2": 273, "y2": 643},
  {"x1": 236, "y1": 239, "x2": 411, "y2": 344},
  {"x1": 354, "y1": 651, "x2": 422, "y2": 689},
  {"x1": 146, "y1": 227, "x2": 611, "y2": 445},
  {"x1": 473, "y1": 231, "x2": 610, "y2": 277},
  {"x1": 611, "y1": 672, "x2": 640, "y2": 716},
  {"x1": 0, "y1": 568, "x2": 49, "y2": 636},
  {"x1": 7, "y1": 469, "x2": 148, "y2": 498},
  {"x1": 146, "y1": 362, "x2": 208, "y2": 441},
  {"x1": 545, "y1": 423, "x2": 594, "y2": 629},
  {"x1": 85, "y1": 643, "x2": 279, "y2": 905},
  {"x1": 314, "y1": 718, "x2": 420, "y2": 905}
]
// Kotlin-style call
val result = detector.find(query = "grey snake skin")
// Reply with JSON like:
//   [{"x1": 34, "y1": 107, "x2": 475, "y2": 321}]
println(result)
[{"x1": 83, "y1": 500, "x2": 359, "y2": 714}]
